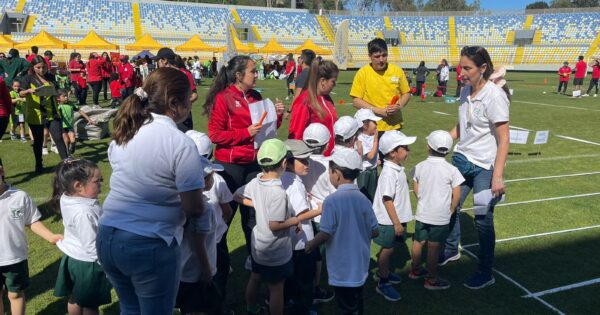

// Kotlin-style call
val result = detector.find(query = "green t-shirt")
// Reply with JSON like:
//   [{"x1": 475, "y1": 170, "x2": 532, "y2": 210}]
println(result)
[
  {"x1": 58, "y1": 102, "x2": 79, "y2": 129},
  {"x1": 9, "y1": 90, "x2": 24, "y2": 115}
]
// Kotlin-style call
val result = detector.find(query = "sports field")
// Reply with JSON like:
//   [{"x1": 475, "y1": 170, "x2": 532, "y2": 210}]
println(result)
[{"x1": 2, "y1": 70, "x2": 600, "y2": 314}]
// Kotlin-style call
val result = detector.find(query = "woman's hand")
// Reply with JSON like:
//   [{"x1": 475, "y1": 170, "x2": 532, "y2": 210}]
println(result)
[
  {"x1": 247, "y1": 123, "x2": 262, "y2": 137},
  {"x1": 275, "y1": 98, "x2": 285, "y2": 115},
  {"x1": 491, "y1": 177, "x2": 505, "y2": 198}
]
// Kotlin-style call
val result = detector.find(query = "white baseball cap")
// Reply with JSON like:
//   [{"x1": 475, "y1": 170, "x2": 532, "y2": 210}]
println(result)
[
  {"x1": 303, "y1": 123, "x2": 330, "y2": 147},
  {"x1": 333, "y1": 116, "x2": 361, "y2": 141},
  {"x1": 379, "y1": 130, "x2": 417, "y2": 154},
  {"x1": 427, "y1": 130, "x2": 453, "y2": 154},
  {"x1": 185, "y1": 130, "x2": 213, "y2": 157},
  {"x1": 331, "y1": 148, "x2": 362, "y2": 170},
  {"x1": 199, "y1": 156, "x2": 224, "y2": 177},
  {"x1": 354, "y1": 108, "x2": 381, "y2": 123}
]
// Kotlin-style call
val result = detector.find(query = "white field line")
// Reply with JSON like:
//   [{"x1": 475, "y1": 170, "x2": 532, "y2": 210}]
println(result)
[
  {"x1": 462, "y1": 224, "x2": 600, "y2": 248},
  {"x1": 461, "y1": 192, "x2": 600, "y2": 212},
  {"x1": 554, "y1": 135, "x2": 600, "y2": 146},
  {"x1": 507, "y1": 153, "x2": 600, "y2": 164},
  {"x1": 510, "y1": 125, "x2": 530, "y2": 131},
  {"x1": 522, "y1": 278, "x2": 600, "y2": 298},
  {"x1": 461, "y1": 247, "x2": 565, "y2": 315},
  {"x1": 432, "y1": 111, "x2": 452, "y2": 116},
  {"x1": 505, "y1": 171, "x2": 600, "y2": 183},
  {"x1": 513, "y1": 100, "x2": 600, "y2": 112}
]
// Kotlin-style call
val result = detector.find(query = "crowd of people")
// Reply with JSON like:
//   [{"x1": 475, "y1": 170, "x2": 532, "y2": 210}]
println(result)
[{"x1": 556, "y1": 55, "x2": 600, "y2": 97}]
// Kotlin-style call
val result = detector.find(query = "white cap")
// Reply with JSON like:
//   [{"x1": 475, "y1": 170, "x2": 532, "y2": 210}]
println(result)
[
  {"x1": 427, "y1": 130, "x2": 453, "y2": 154},
  {"x1": 199, "y1": 156, "x2": 224, "y2": 177},
  {"x1": 331, "y1": 148, "x2": 362, "y2": 170},
  {"x1": 354, "y1": 108, "x2": 381, "y2": 123},
  {"x1": 333, "y1": 116, "x2": 361, "y2": 141},
  {"x1": 379, "y1": 130, "x2": 417, "y2": 154},
  {"x1": 185, "y1": 130, "x2": 213, "y2": 157},
  {"x1": 303, "y1": 123, "x2": 330, "y2": 147}
]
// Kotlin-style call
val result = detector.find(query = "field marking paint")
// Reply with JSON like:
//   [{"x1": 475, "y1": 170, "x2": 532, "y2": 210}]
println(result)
[
  {"x1": 462, "y1": 224, "x2": 600, "y2": 248},
  {"x1": 507, "y1": 153, "x2": 600, "y2": 164},
  {"x1": 461, "y1": 192, "x2": 600, "y2": 212},
  {"x1": 461, "y1": 248, "x2": 565, "y2": 315},
  {"x1": 505, "y1": 171, "x2": 600, "y2": 183},
  {"x1": 522, "y1": 278, "x2": 600, "y2": 298},
  {"x1": 514, "y1": 100, "x2": 600, "y2": 112},
  {"x1": 510, "y1": 125, "x2": 530, "y2": 131},
  {"x1": 554, "y1": 135, "x2": 600, "y2": 146},
  {"x1": 432, "y1": 111, "x2": 451, "y2": 116}
]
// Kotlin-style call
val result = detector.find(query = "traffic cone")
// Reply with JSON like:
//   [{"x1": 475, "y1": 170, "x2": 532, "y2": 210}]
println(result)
[
  {"x1": 544, "y1": 78, "x2": 548, "y2": 85},
  {"x1": 421, "y1": 84, "x2": 426, "y2": 102}
]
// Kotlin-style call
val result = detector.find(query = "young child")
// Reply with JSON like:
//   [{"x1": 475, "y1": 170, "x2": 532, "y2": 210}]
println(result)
[
  {"x1": 410, "y1": 130, "x2": 464, "y2": 290},
  {"x1": 109, "y1": 73, "x2": 122, "y2": 108},
  {"x1": 193, "y1": 66, "x2": 202, "y2": 86},
  {"x1": 354, "y1": 108, "x2": 381, "y2": 202},
  {"x1": 372, "y1": 130, "x2": 417, "y2": 301},
  {"x1": 332, "y1": 115, "x2": 362, "y2": 156},
  {"x1": 9, "y1": 80, "x2": 28, "y2": 143},
  {"x1": 0, "y1": 158, "x2": 63, "y2": 315},
  {"x1": 557, "y1": 61, "x2": 571, "y2": 95},
  {"x1": 75, "y1": 73, "x2": 88, "y2": 106},
  {"x1": 235, "y1": 139, "x2": 299, "y2": 315},
  {"x1": 50, "y1": 159, "x2": 112, "y2": 315},
  {"x1": 56, "y1": 89, "x2": 95, "y2": 155},
  {"x1": 305, "y1": 149, "x2": 378, "y2": 315}
]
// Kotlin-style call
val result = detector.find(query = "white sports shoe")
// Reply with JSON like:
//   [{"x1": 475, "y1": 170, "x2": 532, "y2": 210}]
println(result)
[
  {"x1": 51, "y1": 145, "x2": 58, "y2": 154},
  {"x1": 42, "y1": 148, "x2": 49, "y2": 155},
  {"x1": 594, "y1": 94, "x2": 598, "y2": 97},
  {"x1": 582, "y1": 94, "x2": 589, "y2": 97}
]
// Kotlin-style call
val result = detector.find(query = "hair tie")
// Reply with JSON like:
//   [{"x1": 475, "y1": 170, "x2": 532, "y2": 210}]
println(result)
[
  {"x1": 134, "y1": 87, "x2": 148, "y2": 102},
  {"x1": 489, "y1": 67, "x2": 506, "y2": 88}
]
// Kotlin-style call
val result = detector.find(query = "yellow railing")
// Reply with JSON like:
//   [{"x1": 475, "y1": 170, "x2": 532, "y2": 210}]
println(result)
[
  {"x1": 506, "y1": 30, "x2": 515, "y2": 45},
  {"x1": 316, "y1": 15, "x2": 334, "y2": 43},
  {"x1": 15, "y1": 0, "x2": 26, "y2": 13},
  {"x1": 132, "y1": 3, "x2": 142, "y2": 40},
  {"x1": 230, "y1": 8, "x2": 242, "y2": 23},
  {"x1": 448, "y1": 16, "x2": 458, "y2": 64},
  {"x1": 383, "y1": 16, "x2": 392, "y2": 30}
]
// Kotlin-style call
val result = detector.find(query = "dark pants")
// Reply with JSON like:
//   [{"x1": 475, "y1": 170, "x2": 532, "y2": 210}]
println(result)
[
  {"x1": 455, "y1": 81, "x2": 464, "y2": 97},
  {"x1": 586, "y1": 78, "x2": 599, "y2": 94},
  {"x1": 121, "y1": 87, "x2": 134, "y2": 100},
  {"x1": 333, "y1": 286, "x2": 363, "y2": 315},
  {"x1": 30, "y1": 120, "x2": 68, "y2": 170},
  {"x1": 440, "y1": 80, "x2": 448, "y2": 95},
  {"x1": 101, "y1": 77, "x2": 110, "y2": 100},
  {"x1": 0, "y1": 116, "x2": 8, "y2": 140},
  {"x1": 558, "y1": 81, "x2": 568, "y2": 94},
  {"x1": 416, "y1": 81, "x2": 425, "y2": 96},
  {"x1": 73, "y1": 82, "x2": 87, "y2": 105},
  {"x1": 285, "y1": 250, "x2": 317, "y2": 314},
  {"x1": 89, "y1": 81, "x2": 102, "y2": 105},
  {"x1": 357, "y1": 167, "x2": 377, "y2": 202},
  {"x1": 213, "y1": 234, "x2": 230, "y2": 304}
]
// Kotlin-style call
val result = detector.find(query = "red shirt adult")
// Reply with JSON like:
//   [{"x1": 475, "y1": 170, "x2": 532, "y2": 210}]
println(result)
[
  {"x1": 456, "y1": 64, "x2": 462, "y2": 81},
  {"x1": 558, "y1": 66, "x2": 571, "y2": 82},
  {"x1": 86, "y1": 58, "x2": 106, "y2": 83},
  {"x1": 117, "y1": 62, "x2": 135, "y2": 88},
  {"x1": 288, "y1": 90, "x2": 337, "y2": 156},
  {"x1": 101, "y1": 59, "x2": 112, "y2": 79},
  {"x1": 592, "y1": 64, "x2": 600, "y2": 79},
  {"x1": 0, "y1": 78, "x2": 13, "y2": 118},
  {"x1": 109, "y1": 80, "x2": 121, "y2": 98},
  {"x1": 285, "y1": 60, "x2": 295, "y2": 77},
  {"x1": 179, "y1": 67, "x2": 196, "y2": 92},
  {"x1": 26, "y1": 53, "x2": 37, "y2": 63},
  {"x1": 208, "y1": 85, "x2": 283, "y2": 164},
  {"x1": 575, "y1": 61, "x2": 587, "y2": 79},
  {"x1": 69, "y1": 59, "x2": 85, "y2": 82}
]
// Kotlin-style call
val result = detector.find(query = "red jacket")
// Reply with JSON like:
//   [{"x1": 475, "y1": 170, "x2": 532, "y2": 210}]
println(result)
[
  {"x1": 558, "y1": 66, "x2": 571, "y2": 82},
  {"x1": 117, "y1": 63, "x2": 135, "y2": 88},
  {"x1": 109, "y1": 80, "x2": 121, "y2": 98},
  {"x1": 86, "y1": 58, "x2": 106, "y2": 83},
  {"x1": 455, "y1": 64, "x2": 462, "y2": 81},
  {"x1": 101, "y1": 59, "x2": 112, "y2": 78},
  {"x1": 288, "y1": 90, "x2": 337, "y2": 156},
  {"x1": 0, "y1": 78, "x2": 12, "y2": 118},
  {"x1": 208, "y1": 85, "x2": 283, "y2": 164},
  {"x1": 69, "y1": 59, "x2": 85, "y2": 81},
  {"x1": 592, "y1": 64, "x2": 600, "y2": 79},
  {"x1": 76, "y1": 76, "x2": 87, "y2": 89},
  {"x1": 575, "y1": 61, "x2": 587, "y2": 79}
]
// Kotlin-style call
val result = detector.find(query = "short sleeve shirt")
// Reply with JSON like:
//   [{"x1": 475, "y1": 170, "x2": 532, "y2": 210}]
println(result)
[
  {"x1": 372, "y1": 161, "x2": 413, "y2": 225},
  {"x1": 0, "y1": 186, "x2": 42, "y2": 266},
  {"x1": 575, "y1": 61, "x2": 587, "y2": 79},
  {"x1": 203, "y1": 173, "x2": 233, "y2": 243},
  {"x1": 180, "y1": 201, "x2": 217, "y2": 282},
  {"x1": 350, "y1": 63, "x2": 411, "y2": 131},
  {"x1": 58, "y1": 103, "x2": 79, "y2": 129},
  {"x1": 281, "y1": 172, "x2": 313, "y2": 250},
  {"x1": 413, "y1": 157, "x2": 464, "y2": 225},
  {"x1": 357, "y1": 133, "x2": 378, "y2": 170},
  {"x1": 295, "y1": 69, "x2": 309, "y2": 90},
  {"x1": 300, "y1": 155, "x2": 335, "y2": 223}
]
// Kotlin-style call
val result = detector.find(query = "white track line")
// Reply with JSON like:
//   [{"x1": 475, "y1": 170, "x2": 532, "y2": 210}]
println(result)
[
  {"x1": 554, "y1": 135, "x2": 600, "y2": 146},
  {"x1": 461, "y1": 192, "x2": 600, "y2": 212},
  {"x1": 507, "y1": 153, "x2": 600, "y2": 164},
  {"x1": 461, "y1": 247, "x2": 565, "y2": 315},
  {"x1": 510, "y1": 125, "x2": 530, "y2": 131},
  {"x1": 462, "y1": 224, "x2": 600, "y2": 248},
  {"x1": 514, "y1": 100, "x2": 600, "y2": 112},
  {"x1": 523, "y1": 278, "x2": 600, "y2": 298},
  {"x1": 432, "y1": 111, "x2": 451, "y2": 116},
  {"x1": 505, "y1": 171, "x2": 600, "y2": 183}
]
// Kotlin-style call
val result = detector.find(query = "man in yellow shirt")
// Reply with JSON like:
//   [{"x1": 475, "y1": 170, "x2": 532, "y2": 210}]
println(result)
[{"x1": 350, "y1": 38, "x2": 411, "y2": 132}]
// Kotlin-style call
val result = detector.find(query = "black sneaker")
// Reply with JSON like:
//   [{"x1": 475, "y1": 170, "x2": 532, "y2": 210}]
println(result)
[{"x1": 313, "y1": 286, "x2": 334, "y2": 304}]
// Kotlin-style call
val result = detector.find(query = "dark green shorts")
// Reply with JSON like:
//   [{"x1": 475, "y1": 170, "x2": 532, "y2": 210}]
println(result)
[
  {"x1": 54, "y1": 255, "x2": 112, "y2": 307},
  {"x1": 413, "y1": 221, "x2": 450, "y2": 243},
  {"x1": 373, "y1": 223, "x2": 407, "y2": 248},
  {"x1": 357, "y1": 167, "x2": 378, "y2": 202},
  {"x1": 176, "y1": 280, "x2": 221, "y2": 314},
  {"x1": 0, "y1": 260, "x2": 29, "y2": 292},
  {"x1": 251, "y1": 257, "x2": 293, "y2": 284}
]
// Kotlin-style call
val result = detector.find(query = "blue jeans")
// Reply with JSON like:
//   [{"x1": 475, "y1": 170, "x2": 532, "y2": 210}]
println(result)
[
  {"x1": 444, "y1": 153, "x2": 496, "y2": 275},
  {"x1": 97, "y1": 225, "x2": 181, "y2": 315}
]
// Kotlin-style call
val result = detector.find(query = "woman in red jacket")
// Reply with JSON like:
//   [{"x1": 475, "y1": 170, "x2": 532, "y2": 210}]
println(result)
[
  {"x1": 100, "y1": 52, "x2": 112, "y2": 101},
  {"x1": 85, "y1": 53, "x2": 106, "y2": 107},
  {"x1": 117, "y1": 55, "x2": 135, "y2": 99},
  {"x1": 69, "y1": 53, "x2": 87, "y2": 105},
  {"x1": 288, "y1": 59, "x2": 339, "y2": 156},
  {"x1": 204, "y1": 55, "x2": 285, "y2": 273},
  {"x1": 0, "y1": 77, "x2": 13, "y2": 139}
]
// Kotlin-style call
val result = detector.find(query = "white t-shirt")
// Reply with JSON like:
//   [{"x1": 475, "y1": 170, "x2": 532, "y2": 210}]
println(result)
[
  {"x1": 455, "y1": 81, "x2": 510, "y2": 170},
  {"x1": 320, "y1": 184, "x2": 378, "y2": 287},
  {"x1": 440, "y1": 65, "x2": 450, "y2": 82},
  {"x1": 281, "y1": 172, "x2": 314, "y2": 250},
  {"x1": 241, "y1": 174, "x2": 292, "y2": 266},
  {"x1": 372, "y1": 160, "x2": 413, "y2": 225},
  {"x1": 203, "y1": 173, "x2": 233, "y2": 243},
  {"x1": 300, "y1": 154, "x2": 334, "y2": 224},
  {"x1": 180, "y1": 201, "x2": 217, "y2": 283},
  {"x1": 413, "y1": 157, "x2": 465, "y2": 225},
  {"x1": 357, "y1": 133, "x2": 378, "y2": 170},
  {"x1": 0, "y1": 186, "x2": 41, "y2": 266},
  {"x1": 57, "y1": 194, "x2": 103, "y2": 262}
]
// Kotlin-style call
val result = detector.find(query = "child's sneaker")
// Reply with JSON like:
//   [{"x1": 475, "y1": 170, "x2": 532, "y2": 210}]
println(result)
[
  {"x1": 372, "y1": 271, "x2": 402, "y2": 284},
  {"x1": 20, "y1": 137, "x2": 27, "y2": 143},
  {"x1": 438, "y1": 251, "x2": 460, "y2": 266},
  {"x1": 51, "y1": 145, "x2": 58, "y2": 154},
  {"x1": 463, "y1": 272, "x2": 495, "y2": 290},
  {"x1": 408, "y1": 268, "x2": 429, "y2": 280},
  {"x1": 424, "y1": 277, "x2": 451, "y2": 290},
  {"x1": 313, "y1": 286, "x2": 334, "y2": 304},
  {"x1": 375, "y1": 283, "x2": 401, "y2": 301},
  {"x1": 10, "y1": 133, "x2": 17, "y2": 141},
  {"x1": 42, "y1": 148, "x2": 49, "y2": 155}
]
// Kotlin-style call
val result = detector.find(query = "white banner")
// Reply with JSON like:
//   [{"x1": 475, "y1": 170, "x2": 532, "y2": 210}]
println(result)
[
  {"x1": 333, "y1": 19, "x2": 350, "y2": 70},
  {"x1": 509, "y1": 129, "x2": 530, "y2": 144},
  {"x1": 534, "y1": 130, "x2": 550, "y2": 145}
]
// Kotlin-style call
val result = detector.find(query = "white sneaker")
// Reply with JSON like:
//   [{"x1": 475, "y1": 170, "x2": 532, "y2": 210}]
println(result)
[
  {"x1": 42, "y1": 148, "x2": 49, "y2": 155},
  {"x1": 582, "y1": 94, "x2": 589, "y2": 97},
  {"x1": 244, "y1": 255, "x2": 252, "y2": 271},
  {"x1": 285, "y1": 96, "x2": 290, "y2": 101},
  {"x1": 594, "y1": 94, "x2": 598, "y2": 97},
  {"x1": 51, "y1": 145, "x2": 58, "y2": 154}
]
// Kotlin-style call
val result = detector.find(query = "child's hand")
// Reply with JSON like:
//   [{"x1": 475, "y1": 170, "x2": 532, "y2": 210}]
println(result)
[
  {"x1": 393, "y1": 223, "x2": 404, "y2": 237},
  {"x1": 305, "y1": 241, "x2": 314, "y2": 254},
  {"x1": 49, "y1": 234, "x2": 64, "y2": 244},
  {"x1": 295, "y1": 223, "x2": 303, "y2": 234}
]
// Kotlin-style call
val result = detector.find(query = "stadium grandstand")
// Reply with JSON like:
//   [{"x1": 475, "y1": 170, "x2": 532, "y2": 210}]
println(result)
[{"x1": 0, "y1": 0, "x2": 599, "y2": 69}]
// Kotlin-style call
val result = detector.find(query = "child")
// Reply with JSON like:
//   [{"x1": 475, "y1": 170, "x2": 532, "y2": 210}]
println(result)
[
  {"x1": 236, "y1": 139, "x2": 299, "y2": 315},
  {"x1": 75, "y1": 73, "x2": 88, "y2": 106},
  {"x1": 0, "y1": 158, "x2": 63, "y2": 315},
  {"x1": 305, "y1": 149, "x2": 378, "y2": 315},
  {"x1": 109, "y1": 72, "x2": 122, "y2": 108},
  {"x1": 557, "y1": 61, "x2": 571, "y2": 95},
  {"x1": 354, "y1": 108, "x2": 381, "y2": 202},
  {"x1": 9, "y1": 80, "x2": 27, "y2": 143},
  {"x1": 192, "y1": 66, "x2": 202, "y2": 86},
  {"x1": 332, "y1": 116, "x2": 362, "y2": 155},
  {"x1": 372, "y1": 130, "x2": 416, "y2": 301},
  {"x1": 410, "y1": 130, "x2": 464, "y2": 290},
  {"x1": 57, "y1": 89, "x2": 95, "y2": 156},
  {"x1": 50, "y1": 159, "x2": 112, "y2": 315}
]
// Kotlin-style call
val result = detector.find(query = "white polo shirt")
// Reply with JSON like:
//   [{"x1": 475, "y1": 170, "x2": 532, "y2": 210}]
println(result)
[
  {"x1": 180, "y1": 201, "x2": 217, "y2": 282},
  {"x1": 413, "y1": 157, "x2": 465, "y2": 225},
  {"x1": 57, "y1": 194, "x2": 103, "y2": 262},
  {"x1": 455, "y1": 81, "x2": 510, "y2": 170},
  {"x1": 203, "y1": 173, "x2": 233, "y2": 243},
  {"x1": 300, "y1": 154, "x2": 334, "y2": 224},
  {"x1": 0, "y1": 186, "x2": 41, "y2": 266},
  {"x1": 281, "y1": 171, "x2": 314, "y2": 250},
  {"x1": 372, "y1": 160, "x2": 413, "y2": 225},
  {"x1": 357, "y1": 133, "x2": 378, "y2": 170}
]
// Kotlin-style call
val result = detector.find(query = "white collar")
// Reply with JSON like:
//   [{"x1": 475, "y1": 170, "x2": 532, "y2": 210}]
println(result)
[
  {"x1": 383, "y1": 160, "x2": 404, "y2": 172},
  {"x1": 150, "y1": 112, "x2": 177, "y2": 129}
]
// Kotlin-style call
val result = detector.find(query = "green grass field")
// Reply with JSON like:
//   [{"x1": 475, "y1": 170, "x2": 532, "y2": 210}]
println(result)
[{"x1": 2, "y1": 70, "x2": 600, "y2": 315}]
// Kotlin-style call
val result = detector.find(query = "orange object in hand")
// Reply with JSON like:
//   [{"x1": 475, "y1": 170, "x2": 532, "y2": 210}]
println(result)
[
  {"x1": 257, "y1": 111, "x2": 268, "y2": 126},
  {"x1": 390, "y1": 95, "x2": 400, "y2": 104}
]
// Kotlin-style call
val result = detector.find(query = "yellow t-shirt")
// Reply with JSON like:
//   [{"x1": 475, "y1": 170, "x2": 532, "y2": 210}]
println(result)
[{"x1": 350, "y1": 63, "x2": 410, "y2": 131}]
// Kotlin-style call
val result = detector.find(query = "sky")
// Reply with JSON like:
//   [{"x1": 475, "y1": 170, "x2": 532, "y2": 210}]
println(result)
[{"x1": 469, "y1": 0, "x2": 544, "y2": 10}]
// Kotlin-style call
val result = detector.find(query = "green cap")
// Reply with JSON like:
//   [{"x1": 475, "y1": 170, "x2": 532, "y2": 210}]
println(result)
[{"x1": 257, "y1": 139, "x2": 288, "y2": 166}]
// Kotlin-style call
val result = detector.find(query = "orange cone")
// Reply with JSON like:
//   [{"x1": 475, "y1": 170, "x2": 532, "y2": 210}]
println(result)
[
  {"x1": 421, "y1": 84, "x2": 426, "y2": 101},
  {"x1": 544, "y1": 78, "x2": 548, "y2": 85}
]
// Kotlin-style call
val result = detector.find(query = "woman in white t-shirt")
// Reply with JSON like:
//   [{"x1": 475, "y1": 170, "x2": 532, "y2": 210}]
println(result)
[{"x1": 441, "y1": 46, "x2": 510, "y2": 290}]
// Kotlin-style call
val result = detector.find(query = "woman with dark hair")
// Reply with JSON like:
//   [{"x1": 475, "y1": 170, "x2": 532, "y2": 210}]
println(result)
[
  {"x1": 0, "y1": 48, "x2": 31, "y2": 87},
  {"x1": 288, "y1": 59, "x2": 339, "y2": 156},
  {"x1": 284, "y1": 53, "x2": 295, "y2": 100},
  {"x1": 438, "y1": 58, "x2": 450, "y2": 96},
  {"x1": 413, "y1": 60, "x2": 429, "y2": 96},
  {"x1": 68, "y1": 53, "x2": 86, "y2": 105},
  {"x1": 440, "y1": 46, "x2": 510, "y2": 290},
  {"x1": 100, "y1": 52, "x2": 112, "y2": 101},
  {"x1": 204, "y1": 55, "x2": 285, "y2": 295},
  {"x1": 86, "y1": 53, "x2": 106, "y2": 108},
  {"x1": 19, "y1": 55, "x2": 69, "y2": 172}
]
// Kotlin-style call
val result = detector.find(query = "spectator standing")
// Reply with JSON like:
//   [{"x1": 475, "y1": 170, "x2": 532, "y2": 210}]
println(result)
[
  {"x1": 573, "y1": 55, "x2": 587, "y2": 97},
  {"x1": 43, "y1": 51, "x2": 55, "y2": 74},
  {"x1": 293, "y1": 49, "x2": 316, "y2": 100},
  {"x1": 284, "y1": 54, "x2": 296, "y2": 100},
  {"x1": 455, "y1": 64, "x2": 463, "y2": 97},
  {"x1": 25, "y1": 46, "x2": 38, "y2": 63},
  {"x1": 86, "y1": 53, "x2": 106, "y2": 108},
  {"x1": 68, "y1": 53, "x2": 86, "y2": 105},
  {"x1": 100, "y1": 52, "x2": 112, "y2": 101},
  {"x1": 117, "y1": 55, "x2": 134, "y2": 99},
  {"x1": 557, "y1": 61, "x2": 571, "y2": 94},
  {"x1": 439, "y1": 59, "x2": 450, "y2": 96},
  {"x1": 0, "y1": 49, "x2": 31, "y2": 87},
  {"x1": 413, "y1": 61, "x2": 430, "y2": 96},
  {"x1": 583, "y1": 59, "x2": 599, "y2": 97}
]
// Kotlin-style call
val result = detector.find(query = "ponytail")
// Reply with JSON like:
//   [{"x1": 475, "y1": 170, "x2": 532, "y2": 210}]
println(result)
[
  {"x1": 203, "y1": 55, "x2": 252, "y2": 116},
  {"x1": 50, "y1": 159, "x2": 98, "y2": 212},
  {"x1": 112, "y1": 93, "x2": 152, "y2": 146},
  {"x1": 306, "y1": 59, "x2": 339, "y2": 120}
]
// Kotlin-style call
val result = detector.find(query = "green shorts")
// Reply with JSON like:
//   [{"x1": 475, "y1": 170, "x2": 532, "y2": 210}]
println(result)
[
  {"x1": 357, "y1": 167, "x2": 378, "y2": 202},
  {"x1": 251, "y1": 257, "x2": 293, "y2": 284},
  {"x1": 373, "y1": 223, "x2": 407, "y2": 248},
  {"x1": 0, "y1": 260, "x2": 29, "y2": 292},
  {"x1": 54, "y1": 255, "x2": 112, "y2": 308},
  {"x1": 413, "y1": 221, "x2": 450, "y2": 243}
]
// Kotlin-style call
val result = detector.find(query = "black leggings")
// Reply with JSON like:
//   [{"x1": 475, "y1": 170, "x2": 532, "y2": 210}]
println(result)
[
  {"x1": 586, "y1": 78, "x2": 599, "y2": 94},
  {"x1": 0, "y1": 116, "x2": 9, "y2": 140},
  {"x1": 72, "y1": 82, "x2": 87, "y2": 105},
  {"x1": 89, "y1": 81, "x2": 102, "y2": 105},
  {"x1": 101, "y1": 77, "x2": 109, "y2": 101},
  {"x1": 30, "y1": 120, "x2": 69, "y2": 169},
  {"x1": 416, "y1": 81, "x2": 425, "y2": 96},
  {"x1": 558, "y1": 81, "x2": 569, "y2": 94}
]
